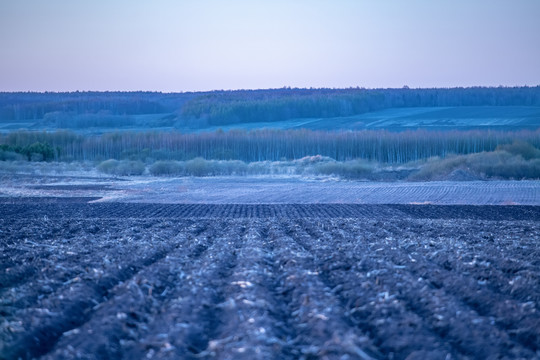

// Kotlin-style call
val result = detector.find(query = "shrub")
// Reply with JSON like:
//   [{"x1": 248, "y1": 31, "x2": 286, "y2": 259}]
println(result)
[
  {"x1": 246, "y1": 161, "x2": 274, "y2": 175},
  {"x1": 409, "y1": 150, "x2": 540, "y2": 181},
  {"x1": 496, "y1": 141, "x2": 540, "y2": 160},
  {"x1": 149, "y1": 161, "x2": 184, "y2": 176},
  {"x1": 148, "y1": 159, "x2": 251, "y2": 177},
  {"x1": 215, "y1": 160, "x2": 248, "y2": 175},
  {"x1": 21, "y1": 142, "x2": 55, "y2": 161},
  {"x1": 185, "y1": 157, "x2": 211, "y2": 176},
  {"x1": 116, "y1": 161, "x2": 145, "y2": 176},
  {"x1": 97, "y1": 159, "x2": 145, "y2": 176},
  {"x1": 408, "y1": 155, "x2": 466, "y2": 181},
  {"x1": 97, "y1": 159, "x2": 119, "y2": 174},
  {"x1": 471, "y1": 152, "x2": 540, "y2": 179}
]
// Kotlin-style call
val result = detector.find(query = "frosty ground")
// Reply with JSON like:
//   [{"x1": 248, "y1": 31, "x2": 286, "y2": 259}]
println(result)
[
  {"x1": 1, "y1": 175, "x2": 539, "y2": 359},
  {"x1": 1, "y1": 174, "x2": 539, "y2": 205}
]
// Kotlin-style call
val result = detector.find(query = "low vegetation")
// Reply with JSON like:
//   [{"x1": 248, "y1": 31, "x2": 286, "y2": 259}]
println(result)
[
  {"x1": 2, "y1": 88, "x2": 539, "y2": 174},
  {"x1": 1, "y1": 135, "x2": 539, "y2": 180},
  {"x1": 97, "y1": 144, "x2": 540, "y2": 180},
  {"x1": 409, "y1": 141, "x2": 540, "y2": 180},
  {"x1": 145, "y1": 156, "x2": 376, "y2": 178},
  {"x1": 0, "y1": 142, "x2": 56, "y2": 161},
  {"x1": 96, "y1": 159, "x2": 145, "y2": 176},
  {"x1": 1, "y1": 128, "x2": 538, "y2": 164}
]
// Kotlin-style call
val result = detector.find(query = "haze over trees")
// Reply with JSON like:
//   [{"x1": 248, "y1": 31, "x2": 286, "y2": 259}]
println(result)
[
  {"x1": 178, "y1": 87, "x2": 540, "y2": 127},
  {"x1": 1, "y1": 87, "x2": 539, "y2": 130}
]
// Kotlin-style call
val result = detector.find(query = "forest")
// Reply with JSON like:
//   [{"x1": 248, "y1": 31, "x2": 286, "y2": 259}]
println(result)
[
  {"x1": 1, "y1": 87, "x2": 539, "y2": 180},
  {"x1": 1, "y1": 87, "x2": 539, "y2": 130},
  {"x1": 0, "y1": 128, "x2": 538, "y2": 164},
  {"x1": 178, "y1": 86, "x2": 540, "y2": 126},
  {"x1": 0, "y1": 128, "x2": 538, "y2": 180}
]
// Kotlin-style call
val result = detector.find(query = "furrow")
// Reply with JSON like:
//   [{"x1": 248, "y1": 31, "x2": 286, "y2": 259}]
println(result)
[
  {"x1": 40, "y1": 221, "x2": 218, "y2": 359},
  {"x1": 117, "y1": 220, "x2": 247, "y2": 359},
  {"x1": 269, "y1": 219, "x2": 382, "y2": 360},
  {"x1": 199, "y1": 220, "x2": 297, "y2": 359},
  {"x1": 340, "y1": 218, "x2": 540, "y2": 309},
  {"x1": 289, "y1": 218, "x2": 462, "y2": 360},
  {"x1": 0, "y1": 219, "x2": 192, "y2": 314},
  {"x1": 295, "y1": 218, "x2": 539, "y2": 359},
  {"x1": 0, "y1": 220, "x2": 201, "y2": 360},
  {"x1": 371, "y1": 220, "x2": 540, "y2": 354}
]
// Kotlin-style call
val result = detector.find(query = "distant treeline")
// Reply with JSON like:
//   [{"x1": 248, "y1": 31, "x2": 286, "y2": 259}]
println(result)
[
  {"x1": 0, "y1": 92, "x2": 194, "y2": 121},
  {"x1": 1, "y1": 87, "x2": 539, "y2": 127},
  {"x1": 1, "y1": 129, "x2": 538, "y2": 164},
  {"x1": 0, "y1": 142, "x2": 55, "y2": 161},
  {"x1": 180, "y1": 87, "x2": 540, "y2": 126}
]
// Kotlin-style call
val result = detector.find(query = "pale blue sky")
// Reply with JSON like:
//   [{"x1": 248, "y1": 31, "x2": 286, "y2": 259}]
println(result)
[{"x1": 1, "y1": 0, "x2": 539, "y2": 92}]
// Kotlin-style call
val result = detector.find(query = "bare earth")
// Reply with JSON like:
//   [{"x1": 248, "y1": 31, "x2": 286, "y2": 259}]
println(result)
[
  {"x1": 0, "y1": 174, "x2": 538, "y2": 205},
  {"x1": 1, "y1": 175, "x2": 539, "y2": 359}
]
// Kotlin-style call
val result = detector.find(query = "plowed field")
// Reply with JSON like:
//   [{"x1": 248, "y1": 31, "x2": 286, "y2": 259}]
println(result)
[{"x1": 1, "y1": 201, "x2": 540, "y2": 359}]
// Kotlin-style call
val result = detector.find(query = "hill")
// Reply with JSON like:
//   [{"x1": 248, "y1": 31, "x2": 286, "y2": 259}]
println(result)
[{"x1": 0, "y1": 87, "x2": 539, "y2": 133}]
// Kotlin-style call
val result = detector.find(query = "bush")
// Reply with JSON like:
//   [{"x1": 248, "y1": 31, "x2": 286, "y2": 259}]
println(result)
[
  {"x1": 149, "y1": 161, "x2": 184, "y2": 176},
  {"x1": 0, "y1": 142, "x2": 55, "y2": 161},
  {"x1": 145, "y1": 157, "x2": 374, "y2": 178},
  {"x1": 215, "y1": 160, "x2": 248, "y2": 175},
  {"x1": 409, "y1": 150, "x2": 540, "y2": 181},
  {"x1": 246, "y1": 161, "x2": 275, "y2": 175},
  {"x1": 470, "y1": 152, "x2": 540, "y2": 179},
  {"x1": 408, "y1": 155, "x2": 466, "y2": 180},
  {"x1": 21, "y1": 142, "x2": 55, "y2": 161},
  {"x1": 97, "y1": 159, "x2": 145, "y2": 176},
  {"x1": 496, "y1": 141, "x2": 540, "y2": 160},
  {"x1": 116, "y1": 161, "x2": 145, "y2": 176},
  {"x1": 147, "y1": 159, "x2": 251, "y2": 177},
  {"x1": 97, "y1": 159, "x2": 119, "y2": 174},
  {"x1": 185, "y1": 157, "x2": 211, "y2": 176}
]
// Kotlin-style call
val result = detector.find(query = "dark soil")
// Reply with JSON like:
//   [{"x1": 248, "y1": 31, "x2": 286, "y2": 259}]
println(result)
[{"x1": 1, "y1": 200, "x2": 539, "y2": 359}]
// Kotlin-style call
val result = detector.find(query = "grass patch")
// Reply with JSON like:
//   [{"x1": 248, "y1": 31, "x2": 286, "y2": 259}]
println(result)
[{"x1": 409, "y1": 143, "x2": 540, "y2": 181}]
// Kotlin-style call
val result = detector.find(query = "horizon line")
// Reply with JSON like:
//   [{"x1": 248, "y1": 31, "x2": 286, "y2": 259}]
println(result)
[{"x1": 2, "y1": 85, "x2": 540, "y2": 94}]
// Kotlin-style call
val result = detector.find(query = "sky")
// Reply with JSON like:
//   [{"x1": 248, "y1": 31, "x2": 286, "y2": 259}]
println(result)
[{"x1": 0, "y1": 0, "x2": 539, "y2": 92}]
